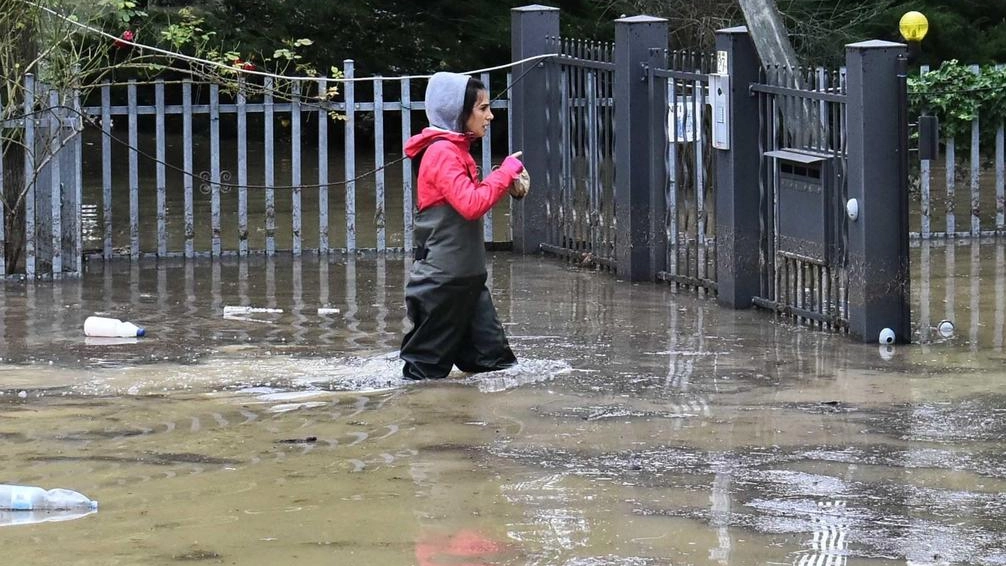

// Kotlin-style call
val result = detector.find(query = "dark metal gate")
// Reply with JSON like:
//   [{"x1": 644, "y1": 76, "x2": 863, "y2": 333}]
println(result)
[
  {"x1": 749, "y1": 66, "x2": 850, "y2": 330},
  {"x1": 650, "y1": 51, "x2": 718, "y2": 294}
]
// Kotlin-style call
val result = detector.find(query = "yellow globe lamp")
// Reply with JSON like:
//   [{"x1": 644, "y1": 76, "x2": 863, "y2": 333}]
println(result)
[{"x1": 899, "y1": 11, "x2": 929, "y2": 42}]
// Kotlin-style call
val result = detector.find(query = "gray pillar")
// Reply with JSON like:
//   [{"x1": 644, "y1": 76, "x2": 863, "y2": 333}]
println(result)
[
  {"x1": 715, "y1": 27, "x2": 762, "y2": 308},
  {"x1": 614, "y1": 15, "x2": 667, "y2": 281},
  {"x1": 511, "y1": 5, "x2": 560, "y2": 254},
  {"x1": 846, "y1": 40, "x2": 910, "y2": 343}
]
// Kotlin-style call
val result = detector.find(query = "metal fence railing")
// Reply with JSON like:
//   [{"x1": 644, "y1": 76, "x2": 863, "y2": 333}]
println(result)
[
  {"x1": 912, "y1": 64, "x2": 1006, "y2": 240},
  {"x1": 1, "y1": 65, "x2": 514, "y2": 278},
  {"x1": 652, "y1": 51, "x2": 718, "y2": 294},
  {"x1": 539, "y1": 37, "x2": 617, "y2": 270}
]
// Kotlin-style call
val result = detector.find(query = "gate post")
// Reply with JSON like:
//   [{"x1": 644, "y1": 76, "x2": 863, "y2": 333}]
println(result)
[
  {"x1": 614, "y1": 15, "x2": 667, "y2": 281},
  {"x1": 846, "y1": 40, "x2": 911, "y2": 343},
  {"x1": 511, "y1": 5, "x2": 560, "y2": 254},
  {"x1": 714, "y1": 26, "x2": 761, "y2": 308}
]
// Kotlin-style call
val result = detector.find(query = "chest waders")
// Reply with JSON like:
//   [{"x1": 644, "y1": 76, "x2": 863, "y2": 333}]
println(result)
[{"x1": 400, "y1": 205, "x2": 517, "y2": 379}]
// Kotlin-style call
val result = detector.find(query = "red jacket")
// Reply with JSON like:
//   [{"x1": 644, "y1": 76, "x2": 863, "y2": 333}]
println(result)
[{"x1": 404, "y1": 128, "x2": 521, "y2": 221}]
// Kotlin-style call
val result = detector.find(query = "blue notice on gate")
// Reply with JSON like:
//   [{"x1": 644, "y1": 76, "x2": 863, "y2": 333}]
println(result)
[{"x1": 668, "y1": 99, "x2": 696, "y2": 143}]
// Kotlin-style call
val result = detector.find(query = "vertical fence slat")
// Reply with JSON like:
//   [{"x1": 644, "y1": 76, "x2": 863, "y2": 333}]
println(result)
[
  {"x1": 317, "y1": 77, "x2": 329, "y2": 254},
  {"x1": 0, "y1": 96, "x2": 4, "y2": 275},
  {"x1": 344, "y1": 60, "x2": 357, "y2": 251},
  {"x1": 291, "y1": 80, "x2": 302, "y2": 256},
  {"x1": 155, "y1": 81, "x2": 167, "y2": 257},
  {"x1": 560, "y1": 67, "x2": 572, "y2": 250},
  {"x1": 921, "y1": 140, "x2": 929, "y2": 238},
  {"x1": 507, "y1": 71, "x2": 514, "y2": 153},
  {"x1": 586, "y1": 71, "x2": 599, "y2": 256},
  {"x1": 507, "y1": 71, "x2": 514, "y2": 244},
  {"x1": 946, "y1": 139, "x2": 956, "y2": 236},
  {"x1": 970, "y1": 65, "x2": 981, "y2": 236},
  {"x1": 127, "y1": 79, "x2": 139, "y2": 258},
  {"x1": 24, "y1": 74, "x2": 35, "y2": 276},
  {"x1": 998, "y1": 122, "x2": 1005, "y2": 231},
  {"x1": 694, "y1": 78, "x2": 707, "y2": 286},
  {"x1": 101, "y1": 82, "x2": 112, "y2": 260},
  {"x1": 72, "y1": 78, "x2": 83, "y2": 273},
  {"x1": 375, "y1": 78, "x2": 386, "y2": 251},
  {"x1": 210, "y1": 83, "x2": 221, "y2": 256},
  {"x1": 401, "y1": 77, "x2": 413, "y2": 252},
  {"x1": 48, "y1": 90, "x2": 62, "y2": 275},
  {"x1": 481, "y1": 72, "x2": 493, "y2": 243},
  {"x1": 264, "y1": 77, "x2": 276, "y2": 255},
  {"x1": 182, "y1": 80, "x2": 194, "y2": 258},
  {"x1": 668, "y1": 79, "x2": 679, "y2": 279},
  {"x1": 237, "y1": 78, "x2": 249, "y2": 256},
  {"x1": 579, "y1": 41, "x2": 588, "y2": 253},
  {"x1": 920, "y1": 76, "x2": 932, "y2": 238}
]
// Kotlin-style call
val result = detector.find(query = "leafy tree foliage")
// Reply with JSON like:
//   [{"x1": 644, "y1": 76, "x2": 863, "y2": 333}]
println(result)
[
  {"x1": 191, "y1": 0, "x2": 623, "y2": 76},
  {"x1": 99, "y1": 0, "x2": 1006, "y2": 73}
]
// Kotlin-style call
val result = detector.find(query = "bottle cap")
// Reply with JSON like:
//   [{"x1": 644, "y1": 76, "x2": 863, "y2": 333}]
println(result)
[{"x1": 136, "y1": 328, "x2": 146, "y2": 337}]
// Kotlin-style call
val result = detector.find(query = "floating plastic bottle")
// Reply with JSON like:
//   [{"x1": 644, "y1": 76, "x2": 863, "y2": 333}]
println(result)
[
  {"x1": 223, "y1": 306, "x2": 284, "y2": 316},
  {"x1": 0, "y1": 484, "x2": 98, "y2": 511},
  {"x1": 83, "y1": 316, "x2": 145, "y2": 338}
]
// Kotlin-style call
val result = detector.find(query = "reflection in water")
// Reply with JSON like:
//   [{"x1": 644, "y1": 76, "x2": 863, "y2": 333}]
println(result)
[
  {"x1": 914, "y1": 240, "x2": 1006, "y2": 348},
  {"x1": 0, "y1": 509, "x2": 97, "y2": 528},
  {"x1": 709, "y1": 468, "x2": 732, "y2": 564},
  {"x1": 0, "y1": 255, "x2": 410, "y2": 365},
  {"x1": 793, "y1": 501, "x2": 848, "y2": 566}
]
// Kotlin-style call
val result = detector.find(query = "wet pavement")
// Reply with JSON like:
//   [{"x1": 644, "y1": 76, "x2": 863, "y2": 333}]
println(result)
[{"x1": 0, "y1": 244, "x2": 1005, "y2": 565}]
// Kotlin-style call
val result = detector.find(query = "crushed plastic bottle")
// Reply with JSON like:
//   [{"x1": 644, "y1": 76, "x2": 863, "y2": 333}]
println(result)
[
  {"x1": 0, "y1": 484, "x2": 98, "y2": 511},
  {"x1": 223, "y1": 306, "x2": 283, "y2": 316},
  {"x1": 84, "y1": 316, "x2": 145, "y2": 338}
]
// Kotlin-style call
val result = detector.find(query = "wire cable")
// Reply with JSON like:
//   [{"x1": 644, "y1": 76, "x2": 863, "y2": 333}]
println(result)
[
  {"x1": 23, "y1": 0, "x2": 558, "y2": 84},
  {"x1": 3, "y1": 57, "x2": 547, "y2": 191}
]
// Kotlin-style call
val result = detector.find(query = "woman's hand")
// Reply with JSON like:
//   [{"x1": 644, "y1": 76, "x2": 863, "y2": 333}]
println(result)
[
  {"x1": 510, "y1": 169, "x2": 530, "y2": 200},
  {"x1": 501, "y1": 151, "x2": 524, "y2": 176}
]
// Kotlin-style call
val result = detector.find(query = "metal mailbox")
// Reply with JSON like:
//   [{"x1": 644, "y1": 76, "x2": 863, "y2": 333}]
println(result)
[{"x1": 765, "y1": 148, "x2": 836, "y2": 265}]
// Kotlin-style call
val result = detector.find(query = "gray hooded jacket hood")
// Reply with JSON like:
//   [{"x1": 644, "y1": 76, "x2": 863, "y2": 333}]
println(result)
[{"x1": 424, "y1": 72, "x2": 470, "y2": 132}]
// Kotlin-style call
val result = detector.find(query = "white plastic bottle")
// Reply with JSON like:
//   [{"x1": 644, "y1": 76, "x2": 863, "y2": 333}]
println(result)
[
  {"x1": 0, "y1": 484, "x2": 98, "y2": 511},
  {"x1": 83, "y1": 316, "x2": 145, "y2": 338}
]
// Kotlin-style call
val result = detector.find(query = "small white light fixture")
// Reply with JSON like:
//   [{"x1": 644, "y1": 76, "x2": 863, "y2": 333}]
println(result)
[
  {"x1": 846, "y1": 198, "x2": 859, "y2": 221},
  {"x1": 879, "y1": 327, "x2": 896, "y2": 345}
]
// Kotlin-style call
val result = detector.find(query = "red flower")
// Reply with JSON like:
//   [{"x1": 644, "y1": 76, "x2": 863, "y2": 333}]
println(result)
[
  {"x1": 241, "y1": 61, "x2": 256, "y2": 71},
  {"x1": 114, "y1": 30, "x2": 134, "y2": 49}
]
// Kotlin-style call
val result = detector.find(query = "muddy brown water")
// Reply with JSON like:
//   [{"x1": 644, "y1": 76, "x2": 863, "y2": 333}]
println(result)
[{"x1": 1, "y1": 247, "x2": 1005, "y2": 565}]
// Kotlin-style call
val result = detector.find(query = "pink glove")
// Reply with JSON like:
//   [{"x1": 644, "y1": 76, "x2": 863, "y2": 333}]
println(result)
[{"x1": 501, "y1": 155, "x2": 524, "y2": 176}]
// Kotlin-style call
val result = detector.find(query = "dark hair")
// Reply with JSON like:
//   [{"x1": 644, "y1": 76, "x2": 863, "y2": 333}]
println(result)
[{"x1": 457, "y1": 77, "x2": 487, "y2": 133}]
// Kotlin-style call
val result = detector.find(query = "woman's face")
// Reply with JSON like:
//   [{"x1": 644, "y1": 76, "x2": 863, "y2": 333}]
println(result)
[{"x1": 464, "y1": 90, "x2": 493, "y2": 137}]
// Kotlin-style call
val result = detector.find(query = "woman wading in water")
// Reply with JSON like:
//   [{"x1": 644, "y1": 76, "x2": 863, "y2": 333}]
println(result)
[{"x1": 399, "y1": 72, "x2": 528, "y2": 379}]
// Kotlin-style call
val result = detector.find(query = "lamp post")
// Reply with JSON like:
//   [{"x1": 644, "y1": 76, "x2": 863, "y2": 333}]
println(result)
[{"x1": 899, "y1": 10, "x2": 929, "y2": 60}]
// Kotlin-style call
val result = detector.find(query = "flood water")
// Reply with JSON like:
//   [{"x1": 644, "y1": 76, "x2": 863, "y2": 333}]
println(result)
[{"x1": 1, "y1": 244, "x2": 1006, "y2": 565}]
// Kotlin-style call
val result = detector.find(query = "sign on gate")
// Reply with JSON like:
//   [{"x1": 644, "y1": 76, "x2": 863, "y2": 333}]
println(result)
[{"x1": 667, "y1": 97, "x2": 696, "y2": 143}]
